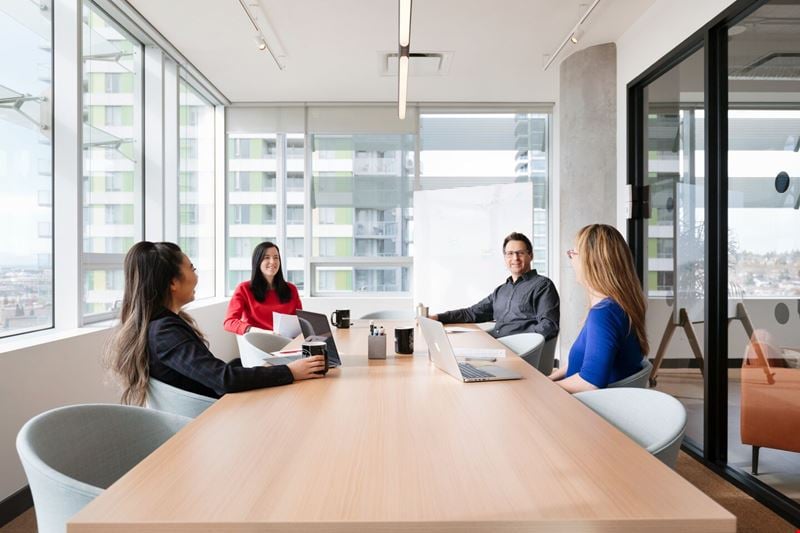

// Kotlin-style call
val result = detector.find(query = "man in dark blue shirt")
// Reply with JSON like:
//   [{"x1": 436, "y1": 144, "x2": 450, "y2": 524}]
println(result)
[{"x1": 432, "y1": 232, "x2": 560, "y2": 340}]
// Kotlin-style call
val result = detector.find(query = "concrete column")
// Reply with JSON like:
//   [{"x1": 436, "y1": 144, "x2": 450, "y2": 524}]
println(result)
[{"x1": 558, "y1": 43, "x2": 617, "y2": 360}]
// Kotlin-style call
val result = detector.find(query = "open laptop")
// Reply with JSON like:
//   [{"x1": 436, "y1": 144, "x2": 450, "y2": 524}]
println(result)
[
  {"x1": 418, "y1": 317, "x2": 521, "y2": 382},
  {"x1": 266, "y1": 310, "x2": 343, "y2": 368}
]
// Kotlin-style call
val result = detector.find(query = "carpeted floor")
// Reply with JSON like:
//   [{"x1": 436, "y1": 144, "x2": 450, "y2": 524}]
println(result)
[
  {"x1": 675, "y1": 452, "x2": 796, "y2": 532},
  {"x1": 2, "y1": 452, "x2": 797, "y2": 532}
]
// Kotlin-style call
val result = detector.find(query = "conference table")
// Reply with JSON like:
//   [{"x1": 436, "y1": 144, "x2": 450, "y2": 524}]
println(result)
[{"x1": 69, "y1": 320, "x2": 735, "y2": 532}]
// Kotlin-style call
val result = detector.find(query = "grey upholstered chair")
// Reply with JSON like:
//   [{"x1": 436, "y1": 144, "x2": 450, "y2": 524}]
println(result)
[
  {"x1": 148, "y1": 378, "x2": 216, "y2": 418},
  {"x1": 16, "y1": 404, "x2": 190, "y2": 533},
  {"x1": 360, "y1": 310, "x2": 414, "y2": 319},
  {"x1": 608, "y1": 358, "x2": 653, "y2": 389},
  {"x1": 497, "y1": 333, "x2": 546, "y2": 370},
  {"x1": 476, "y1": 322, "x2": 496, "y2": 332},
  {"x1": 237, "y1": 330, "x2": 292, "y2": 368},
  {"x1": 574, "y1": 388, "x2": 686, "y2": 469}
]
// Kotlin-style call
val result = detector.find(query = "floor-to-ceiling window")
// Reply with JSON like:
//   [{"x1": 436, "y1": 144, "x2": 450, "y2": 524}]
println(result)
[
  {"x1": 179, "y1": 77, "x2": 215, "y2": 298},
  {"x1": 0, "y1": 0, "x2": 53, "y2": 338},
  {"x1": 727, "y1": 0, "x2": 800, "y2": 504},
  {"x1": 310, "y1": 133, "x2": 413, "y2": 294},
  {"x1": 82, "y1": 1, "x2": 143, "y2": 320}
]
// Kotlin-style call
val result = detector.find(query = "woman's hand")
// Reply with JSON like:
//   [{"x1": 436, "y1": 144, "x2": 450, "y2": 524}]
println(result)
[{"x1": 287, "y1": 356, "x2": 326, "y2": 380}]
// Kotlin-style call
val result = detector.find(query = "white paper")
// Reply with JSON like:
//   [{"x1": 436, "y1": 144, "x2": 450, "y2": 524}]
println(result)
[
  {"x1": 273, "y1": 312, "x2": 302, "y2": 339},
  {"x1": 453, "y1": 347, "x2": 507, "y2": 358},
  {"x1": 445, "y1": 326, "x2": 476, "y2": 333}
]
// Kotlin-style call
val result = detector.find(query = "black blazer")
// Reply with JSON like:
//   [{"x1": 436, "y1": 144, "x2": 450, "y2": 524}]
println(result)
[{"x1": 147, "y1": 309, "x2": 293, "y2": 399}]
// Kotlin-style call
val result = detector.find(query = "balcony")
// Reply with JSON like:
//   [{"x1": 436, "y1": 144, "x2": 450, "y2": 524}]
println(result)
[{"x1": 354, "y1": 221, "x2": 397, "y2": 238}]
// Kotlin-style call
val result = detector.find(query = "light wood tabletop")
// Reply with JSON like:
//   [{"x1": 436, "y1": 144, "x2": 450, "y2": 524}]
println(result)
[{"x1": 69, "y1": 320, "x2": 735, "y2": 532}]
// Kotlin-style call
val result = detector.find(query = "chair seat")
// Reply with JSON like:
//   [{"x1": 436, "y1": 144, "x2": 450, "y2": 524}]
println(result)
[
  {"x1": 238, "y1": 330, "x2": 292, "y2": 368},
  {"x1": 148, "y1": 378, "x2": 216, "y2": 418},
  {"x1": 17, "y1": 404, "x2": 190, "y2": 533},
  {"x1": 574, "y1": 388, "x2": 686, "y2": 468},
  {"x1": 608, "y1": 358, "x2": 652, "y2": 388},
  {"x1": 497, "y1": 333, "x2": 545, "y2": 369}
]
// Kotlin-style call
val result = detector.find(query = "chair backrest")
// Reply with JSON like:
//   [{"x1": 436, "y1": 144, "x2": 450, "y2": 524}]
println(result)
[
  {"x1": 360, "y1": 310, "x2": 414, "y2": 319},
  {"x1": 609, "y1": 358, "x2": 653, "y2": 389},
  {"x1": 237, "y1": 330, "x2": 292, "y2": 368},
  {"x1": 497, "y1": 333, "x2": 545, "y2": 371},
  {"x1": 148, "y1": 378, "x2": 216, "y2": 418},
  {"x1": 16, "y1": 404, "x2": 189, "y2": 533},
  {"x1": 476, "y1": 321, "x2": 495, "y2": 332},
  {"x1": 538, "y1": 337, "x2": 558, "y2": 375},
  {"x1": 574, "y1": 388, "x2": 686, "y2": 469}
]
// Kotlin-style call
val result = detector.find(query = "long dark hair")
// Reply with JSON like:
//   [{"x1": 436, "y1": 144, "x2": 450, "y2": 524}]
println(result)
[
  {"x1": 250, "y1": 241, "x2": 292, "y2": 303},
  {"x1": 103, "y1": 241, "x2": 206, "y2": 406}
]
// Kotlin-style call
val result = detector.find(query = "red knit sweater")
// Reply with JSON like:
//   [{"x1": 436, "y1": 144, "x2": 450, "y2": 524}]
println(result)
[{"x1": 223, "y1": 281, "x2": 303, "y2": 335}]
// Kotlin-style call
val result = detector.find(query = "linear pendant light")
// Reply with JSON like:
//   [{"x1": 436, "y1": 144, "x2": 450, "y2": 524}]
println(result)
[{"x1": 398, "y1": 0, "x2": 412, "y2": 119}]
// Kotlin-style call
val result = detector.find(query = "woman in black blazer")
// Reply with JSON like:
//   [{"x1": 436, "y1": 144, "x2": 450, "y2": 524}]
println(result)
[{"x1": 104, "y1": 241, "x2": 324, "y2": 406}]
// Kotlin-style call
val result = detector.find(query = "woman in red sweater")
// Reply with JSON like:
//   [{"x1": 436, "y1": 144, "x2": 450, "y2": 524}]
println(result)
[{"x1": 223, "y1": 242, "x2": 303, "y2": 335}]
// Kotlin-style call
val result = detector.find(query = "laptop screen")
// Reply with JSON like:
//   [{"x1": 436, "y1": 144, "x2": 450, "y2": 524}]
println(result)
[{"x1": 296, "y1": 310, "x2": 342, "y2": 367}]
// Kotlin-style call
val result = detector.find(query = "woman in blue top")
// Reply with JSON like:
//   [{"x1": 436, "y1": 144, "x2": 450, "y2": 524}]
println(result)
[{"x1": 549, "y1": 224, "x2": 649, "y2": 393}]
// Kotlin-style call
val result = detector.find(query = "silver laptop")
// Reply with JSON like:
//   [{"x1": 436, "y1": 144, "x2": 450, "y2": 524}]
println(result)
[{"x1": 418, "y1": 317, "x2": 522, "y2": 382}]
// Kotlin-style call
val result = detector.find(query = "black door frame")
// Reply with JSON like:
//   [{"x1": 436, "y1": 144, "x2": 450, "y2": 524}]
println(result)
[{"x1": 627, "y1": 0, "x2": 800, "y2": 526}]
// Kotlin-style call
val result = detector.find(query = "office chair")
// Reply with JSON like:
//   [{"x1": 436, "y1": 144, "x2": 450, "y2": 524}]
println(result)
[
  {"x1": 237, "y1": 330, "x2": 292, "y2": 367},
  {"x1": 608, "y1": 358, "x2": 653, "y2": 389},
  {"x1": 148, "y1": 378, "x2": 216, "y2": 418},
  {"x1": 16, "y1": 404, "x2": 190, "y2": 533},
  {"x1": 497, "y1": 333, "x2": 546, "y2": 371},
  {"x1": 574, "y1": 388, "x2": 686, "y2": 469},
  {"x1": 537, "y1": 336, "x2": 558, "y2": 376}
]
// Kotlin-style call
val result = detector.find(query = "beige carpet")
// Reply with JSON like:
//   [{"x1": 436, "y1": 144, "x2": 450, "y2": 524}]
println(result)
[
  {"x1": 675, "y1": 451, "x2": 796, "y2": 532},
  {"x1": 2, "y1": 455, "x2": 796, "y2": 532}
]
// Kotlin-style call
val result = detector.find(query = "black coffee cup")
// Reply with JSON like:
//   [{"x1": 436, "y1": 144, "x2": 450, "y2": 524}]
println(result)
[
  {"x1": 302, "y1": 340, "x2": 328, "y2": 375},
  {"x1": 330, "y1": 309, "x2": 350, "y2": 329},
  {"x1": 394, "y1": 327, "x2": 414, "y2": 355}
]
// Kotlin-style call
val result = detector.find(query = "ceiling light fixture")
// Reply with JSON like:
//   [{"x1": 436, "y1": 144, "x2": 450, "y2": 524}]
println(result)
[
  {"x1": 398, "y1": 0, "x2": 412, "y2": 120},
  {"x1": 237, "y1": 0, "x2": 284, "y2": 70},
  {"x1": 544, "y1": 0, "x2": 601, "y2": 71}
]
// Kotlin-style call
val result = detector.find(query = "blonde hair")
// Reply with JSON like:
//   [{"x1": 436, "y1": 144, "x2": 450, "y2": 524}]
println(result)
[{"x1": 576, "y1": 224, "x2": 649, "y2": 355}]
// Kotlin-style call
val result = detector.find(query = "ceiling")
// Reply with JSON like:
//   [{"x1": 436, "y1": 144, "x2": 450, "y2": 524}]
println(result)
[{"x1": 127, "y1": 0, "x2": 656, "y2": 103}]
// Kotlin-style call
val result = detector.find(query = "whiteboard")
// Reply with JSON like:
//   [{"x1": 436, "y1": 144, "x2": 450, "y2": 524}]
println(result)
[{"x1": 413, "y1": 182, "x2": 534, "y2": 314}]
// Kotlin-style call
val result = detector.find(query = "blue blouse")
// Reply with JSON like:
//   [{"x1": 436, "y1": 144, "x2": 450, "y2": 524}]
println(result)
[{"x1": 565, "y1": 298, "x2": 643, "y2": 388}]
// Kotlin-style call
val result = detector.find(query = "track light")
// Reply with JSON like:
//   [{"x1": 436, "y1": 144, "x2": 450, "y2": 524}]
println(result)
[
  {"x1": 544, "y1": 0, "x2": 601, "y2": 71},
  {"x1": 398, "y1": 0, "x2": 412, "y2": 120},
  {"x1": 238, "y1": 0, "x2": 284, "y2": 70}
]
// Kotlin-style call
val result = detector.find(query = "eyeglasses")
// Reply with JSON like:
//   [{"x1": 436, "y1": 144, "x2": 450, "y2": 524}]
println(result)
[
  {"x1": 566, "y1": 249, "x2": 578, "y2": 259},
  {"x1": 504, "y1": 250, "x2": 529, "y2": 258}
]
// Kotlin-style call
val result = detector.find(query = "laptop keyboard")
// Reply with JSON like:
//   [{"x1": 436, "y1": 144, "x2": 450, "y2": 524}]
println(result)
[{"x1": 458, "y1": 362, "x2": 494, "y2": 380}]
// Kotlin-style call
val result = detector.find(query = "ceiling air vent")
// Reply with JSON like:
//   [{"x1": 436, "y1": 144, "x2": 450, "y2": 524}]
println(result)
[
  {"x1": 730, "y1": 52, "x2": 800, "y2": 80},
  {"x1": 379, "y1": 52, "x2": 453, "y2": 77}
]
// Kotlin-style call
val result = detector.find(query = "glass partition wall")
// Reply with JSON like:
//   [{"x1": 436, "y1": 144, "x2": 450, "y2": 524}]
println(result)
[
  {"x1": 727, "y1": 1, "x2": 800, "y2": 506},
  {"x1": 629, "y1": 0, "x2": 800, "y2": 523},
  {"x1": 639, "y1": 48, "x2": 707, "y2": 449}
]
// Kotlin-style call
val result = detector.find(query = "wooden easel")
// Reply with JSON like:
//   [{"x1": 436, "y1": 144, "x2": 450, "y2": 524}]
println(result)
[{"x1": 649, "y1": 302, "x2": 769, "y2": 387}]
